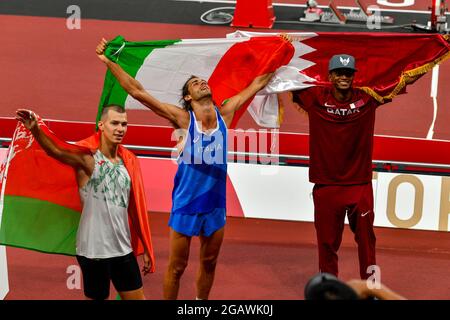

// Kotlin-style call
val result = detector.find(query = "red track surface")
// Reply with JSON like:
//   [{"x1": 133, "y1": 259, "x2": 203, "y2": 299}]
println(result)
[
  {"x1": 1, "y1": 15, "x2": 449, "y2": 139},
  {"x1": 2, "y1": 13, "x2": 450, "y2": 300},
  {"x1": 5, "y1": 212, "x2": 450, "y2": 300}
]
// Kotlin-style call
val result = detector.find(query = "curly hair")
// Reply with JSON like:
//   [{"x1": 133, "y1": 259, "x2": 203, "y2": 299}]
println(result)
[{"x1": 180, "y1": 75, "x2": 198, "y2": 111}]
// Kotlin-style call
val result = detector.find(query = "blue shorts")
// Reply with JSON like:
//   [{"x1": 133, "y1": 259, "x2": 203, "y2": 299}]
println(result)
[{"x1": 168, "y1": 208, "x2": 226, "y2": 237}]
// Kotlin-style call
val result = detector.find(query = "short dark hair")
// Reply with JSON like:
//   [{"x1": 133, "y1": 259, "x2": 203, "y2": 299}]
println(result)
[
  {"x1": 180, "y1": 75, "x2": 198, "y2": 111},
  {"x1": 101, "y1": 104, "x2": 126, "y2": 120}
]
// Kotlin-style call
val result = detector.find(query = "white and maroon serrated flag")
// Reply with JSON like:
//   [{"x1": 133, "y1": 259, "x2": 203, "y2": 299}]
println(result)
[{"x1": 97, "y1": 33, "x2": 450, "y2": 128}]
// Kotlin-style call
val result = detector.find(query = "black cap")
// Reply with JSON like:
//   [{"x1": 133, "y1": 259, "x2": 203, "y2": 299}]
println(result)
[{"x1": 328, "y1": 54, "x2": 357, "y2": 72}]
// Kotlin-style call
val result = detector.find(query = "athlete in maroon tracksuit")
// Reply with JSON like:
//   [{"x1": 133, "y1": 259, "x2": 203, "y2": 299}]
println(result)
[{"x1": 291, "y1": 54, "x2": 387, "y2": 279}]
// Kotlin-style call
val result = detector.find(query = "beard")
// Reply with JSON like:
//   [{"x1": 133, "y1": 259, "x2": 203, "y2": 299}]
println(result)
[{"x1": 198, "y1": 91, "x2": 212, "y2": 100}]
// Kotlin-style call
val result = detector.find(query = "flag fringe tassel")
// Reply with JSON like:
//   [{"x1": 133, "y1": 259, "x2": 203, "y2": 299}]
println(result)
[{"x1": 358, "y1": 50, "x2": 450, "y2": 104}]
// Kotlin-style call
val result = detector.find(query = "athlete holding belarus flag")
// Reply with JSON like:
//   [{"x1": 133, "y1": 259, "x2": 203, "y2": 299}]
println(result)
[
  {"x1": 15, "y1": 106, "x2": 154, "y2": 300},
  {"x1": 95, "y1": 38, "x2": 280, "y2": 299}
]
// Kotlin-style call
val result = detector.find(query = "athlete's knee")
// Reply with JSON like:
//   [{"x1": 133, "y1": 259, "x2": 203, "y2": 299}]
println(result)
[
  {"x1": 119, "y1": 288, "x2": 146, "y2": 300},
  {"x1": 354, "y1": 226, "x2": 376, "y2": 243},
  {"x1": 200, "y1": 255, "x2": 218, "y2": 273},
  {"x1": 168, "y1": 260, "x2": 188, "y2": 278}
]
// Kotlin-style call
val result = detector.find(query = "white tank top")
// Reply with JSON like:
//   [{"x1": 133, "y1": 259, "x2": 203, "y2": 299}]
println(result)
[{"x1": 76, "y1": 150, "x2": 133, "y2": 258}]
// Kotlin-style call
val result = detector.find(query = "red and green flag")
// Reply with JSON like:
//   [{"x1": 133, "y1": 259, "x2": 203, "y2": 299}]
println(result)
[
  {"x1": 0, "y1": 121, "x2": 83, "y2": 255},
  {"x1": 0, "y1": 121, "x2": 155, "y2": 269}
]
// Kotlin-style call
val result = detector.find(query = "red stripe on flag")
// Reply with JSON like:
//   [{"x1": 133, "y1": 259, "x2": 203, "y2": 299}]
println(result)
[{"x1": 209, "y1": 36, "x2": 294, "y2": 128}]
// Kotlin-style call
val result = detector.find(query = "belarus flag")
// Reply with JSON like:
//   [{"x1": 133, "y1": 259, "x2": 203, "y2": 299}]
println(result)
[
  {"x1": 97, "y1": 32, "x2": 449, "y2": 128},
  {"x1": 0, "y1": 120, "x2": 155, "y2": 266},
  {"x1": 0, "y1": 122, "x2": 82, "y2": 255}
]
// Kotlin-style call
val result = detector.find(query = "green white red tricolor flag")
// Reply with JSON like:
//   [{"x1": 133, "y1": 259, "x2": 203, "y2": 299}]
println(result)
[{"x1": 97, "y1": 31, "x2": 449, "y2": 128}]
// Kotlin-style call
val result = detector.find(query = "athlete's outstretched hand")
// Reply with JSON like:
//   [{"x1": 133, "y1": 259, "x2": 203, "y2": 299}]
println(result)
[
  {"x1": 15, "y1": 109, "x2": 39, "y2": 131},
  {"x1": 96, "y1": 38, "x2": 109, "y2": 63}
]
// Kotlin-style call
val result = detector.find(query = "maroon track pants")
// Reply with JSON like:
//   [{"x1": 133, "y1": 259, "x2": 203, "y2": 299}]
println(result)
[{"x1": 312, "y1": 183, "x2": 376, "y2": 279}]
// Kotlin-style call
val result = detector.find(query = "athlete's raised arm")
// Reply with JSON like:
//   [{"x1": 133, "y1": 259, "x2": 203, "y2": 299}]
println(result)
[{"x1": 96, "y1": 38, "x2": 189, "y2": 129}]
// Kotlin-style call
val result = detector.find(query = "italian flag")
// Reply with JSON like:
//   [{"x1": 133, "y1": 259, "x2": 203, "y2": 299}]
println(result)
[
  {"x1": 98, "y1": 32, "x2": 450, "y2": 128},
  {"x1": 97, "y1": 34, "x2": 297, "y2": 128}
]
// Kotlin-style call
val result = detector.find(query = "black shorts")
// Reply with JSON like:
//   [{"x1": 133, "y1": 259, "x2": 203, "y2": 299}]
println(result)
[{"x1": 76, "y1": 252, "x2": 143, "y2": 300}]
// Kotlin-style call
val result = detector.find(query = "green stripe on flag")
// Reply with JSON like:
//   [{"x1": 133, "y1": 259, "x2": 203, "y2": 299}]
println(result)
[
  {"x1": 0, "y1": 196, "x2": 80, "y2": 256},
  {"x1": 96, "y1": 35, "x2": 181, "y2": 127}
]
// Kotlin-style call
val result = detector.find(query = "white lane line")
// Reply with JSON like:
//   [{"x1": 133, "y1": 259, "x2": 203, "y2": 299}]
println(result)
[{"x1": 427, "y1": 65, "x2": 440, "y2": 140}]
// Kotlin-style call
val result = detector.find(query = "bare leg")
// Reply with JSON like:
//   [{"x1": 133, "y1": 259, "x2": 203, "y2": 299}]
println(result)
[
  {"x1": 163, "y1": 229, "x2": 192, "y2": 300},
  {"x1": 196, "y1": 227, "x2": 225, "y2": 300},
  {"x1": 118, "y1": 287, "x2": 146, "y2": 300}
]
